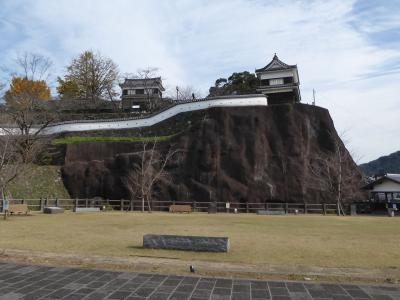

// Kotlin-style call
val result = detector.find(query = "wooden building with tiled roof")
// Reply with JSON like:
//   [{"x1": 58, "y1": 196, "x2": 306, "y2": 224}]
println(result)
[
  {"x1": 119, "y1": 77, "x2": 165, "y2": 110},
  {"x1": 255, "y1": 54, "x2": 301, "y2": 105}
]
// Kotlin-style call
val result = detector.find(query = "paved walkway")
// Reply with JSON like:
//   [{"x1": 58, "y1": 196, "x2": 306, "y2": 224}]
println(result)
[{"x1": 0, "y1": 263, "x2": 399, "y2": 300}]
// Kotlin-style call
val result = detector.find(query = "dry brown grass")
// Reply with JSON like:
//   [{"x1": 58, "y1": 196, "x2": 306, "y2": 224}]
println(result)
[{"x1": 0, "y1": 212, "x2": 399, "y2": 270}]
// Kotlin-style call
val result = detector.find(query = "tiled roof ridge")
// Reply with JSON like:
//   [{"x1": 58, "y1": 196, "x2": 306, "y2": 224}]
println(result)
[{"x1": 256, "y1": 54, "x2": 296, "y2": 72}]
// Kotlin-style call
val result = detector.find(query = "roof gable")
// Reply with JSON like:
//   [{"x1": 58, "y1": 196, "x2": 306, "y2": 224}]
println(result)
[
  {"x1": 256, "y1": 54, "x2": 296, "y2": 73},
  {"x1": 387, "y1": 173, "x2": 400, "y2": 183},
  {"x1": 362, "y1": 173, "x2": 400, "y2": 190},
  {"x1": 119, "y1": 77, "x2": 165, "y2": 91}
]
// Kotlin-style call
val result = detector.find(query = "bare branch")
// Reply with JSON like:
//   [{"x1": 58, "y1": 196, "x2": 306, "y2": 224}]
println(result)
[
  {"x1": 123, "y1": 141, "x2": 181, "y2": 212},
  {"x1": 15, "y1": 52, "x2": 53, "y2": 81},
  {"x1": 176, "y1": 85, "x2": 203, "y2": 100}
]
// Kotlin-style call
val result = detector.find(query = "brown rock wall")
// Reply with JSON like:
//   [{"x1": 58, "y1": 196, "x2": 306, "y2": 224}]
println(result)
[{"x1": 62, "y1": 104, "x2": 366, "y2": 204}]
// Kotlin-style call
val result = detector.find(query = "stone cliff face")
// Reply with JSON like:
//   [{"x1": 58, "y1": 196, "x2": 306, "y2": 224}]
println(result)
[{"x1": 61, "y1": 104, "x2": 366, "y2": 204}]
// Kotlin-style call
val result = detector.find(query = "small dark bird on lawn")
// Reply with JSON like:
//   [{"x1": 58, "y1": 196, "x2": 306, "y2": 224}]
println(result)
[{"x1": 189, "y1": 265, "x2": 195, "y2": 273}]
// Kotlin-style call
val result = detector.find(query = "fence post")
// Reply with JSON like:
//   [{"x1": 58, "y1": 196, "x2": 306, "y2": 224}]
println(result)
[
  {"x1": 45, "y1": 198, "x2": 48, "y2": 208},
  {"x1": 130, "y1": 199, "x2": 133, "y2": 211},
  {"x1": 193, "y1": 200, "x2": 197, "y2": 211},
  {"x1": 246, "y1": 201, "x2": 249, "y2": 213},
  {"x1": 285, "y1": 203, "x2": 289, "y2": 214},
  {"x1": 121, "y1": 199, "x2": 124, "y2": 211},
  {"x1": 85, "y1": 198, "x2": 88, "y2": 208},
  {"x1": 55, "y1": 198, "x2": 59, "y2": 207},
  {"x1": 74, "y1": 198, "x2": 78, "y2": 210},
  {"x1": 336, "y1": 202, "x2": 340, "y2": 216},
  {"x1": 323, "y1": 203, "x2": 326, "y2": 215},
  {"x1": 21, "y1": 199, "x2": 24, "y2": 205},
  {"x1": 304, "y1": 203, "x2": 307, "y2": 214},
  {"x1": 40, "y1": 198, "x2": 44, "y2": 212}
]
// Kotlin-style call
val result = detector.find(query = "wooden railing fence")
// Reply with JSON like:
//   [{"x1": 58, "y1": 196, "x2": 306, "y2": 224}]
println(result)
[{"x1": 0, "y1": 198, "x2": 345, "y2": 215}]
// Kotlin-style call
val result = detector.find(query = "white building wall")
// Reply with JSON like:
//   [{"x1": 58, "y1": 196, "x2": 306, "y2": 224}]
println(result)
[
  {"x1": 40, "y1": 95, "x2": 268, "y2": 135},
  {"x1": 260, "y1": 70, "x2": 295, "y2": 80},
  {"x1": 372, "y1": 179, "x2": 400, "y2": 192}
]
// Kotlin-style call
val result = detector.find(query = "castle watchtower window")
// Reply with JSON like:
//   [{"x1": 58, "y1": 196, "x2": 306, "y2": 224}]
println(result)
[
  {"x1": 136, "y1": 89, "x2": 145, "y2": 94},
  {"x1": 269, "y1": 78, "x2": 284, "y2": 85}
]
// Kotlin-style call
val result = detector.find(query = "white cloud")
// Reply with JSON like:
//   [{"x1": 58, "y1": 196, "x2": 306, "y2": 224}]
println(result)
[{"x1": 0, "y1": 0, "x2": 399, "y2": 162}]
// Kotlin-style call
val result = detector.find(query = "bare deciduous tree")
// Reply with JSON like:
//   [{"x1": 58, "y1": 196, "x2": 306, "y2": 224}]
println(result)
[
  {"x1": 176, "y1": 85, "x2": 203, "y2": 101},
  {"x1": 0, "y1": 53, "x2": 52, "y2": 209},
  {"x1": 136, "y1": 67, "x2": 160, "y2": 111},
  {"x1": 0, "y1": 132, "x2": 24, "y2": 200},
  {"x1": 0, "y1": 124, "x2": 47, "y2": 206},
  {"x1": 0, "y1": 81, "x2": 52, "y2": 190},
  {"x1": 15, "y1": 52, "x2": 53, "y2": 81},
  {"x1": 308, "y1": 131, "x2": 360, "y2": 215},
  {"x1": 123, "y1": 141, "x2": 180, "y2": 212}
]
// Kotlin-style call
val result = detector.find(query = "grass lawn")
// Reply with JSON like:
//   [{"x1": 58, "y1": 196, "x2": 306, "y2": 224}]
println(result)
[{"x1": 0, "y1": 212, "x2": 399, "y2": 270}]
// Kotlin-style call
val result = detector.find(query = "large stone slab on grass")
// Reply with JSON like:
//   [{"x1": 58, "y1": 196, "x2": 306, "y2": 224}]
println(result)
[
  {"x1": 143, "y1": 234, "x2": 229, "y2": 252},
  {"x1": 43, "y1": 207, "x2": 64, "y2": 214},
  {"x1": 73, "y1": 207, "x2": 100, "y2": 213}
]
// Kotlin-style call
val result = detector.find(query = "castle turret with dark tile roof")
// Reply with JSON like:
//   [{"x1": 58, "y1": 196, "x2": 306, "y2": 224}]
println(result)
[{"x1": 256, "y1": 54, "x2": 301, "y2": 105}]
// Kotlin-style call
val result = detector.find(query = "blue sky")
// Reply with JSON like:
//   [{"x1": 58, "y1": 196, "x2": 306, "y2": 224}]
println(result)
[{"x1": 0, "y1": 0, "x2": 399, "y2": 163}]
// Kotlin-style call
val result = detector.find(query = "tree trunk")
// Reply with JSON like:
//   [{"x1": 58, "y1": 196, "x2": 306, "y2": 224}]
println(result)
[
  {"x1": 336, "y1": 147, "x2": 345, "y2": 216},
  {"x1": 147, "y1": 194, "x2": 152, "y2": 212}
]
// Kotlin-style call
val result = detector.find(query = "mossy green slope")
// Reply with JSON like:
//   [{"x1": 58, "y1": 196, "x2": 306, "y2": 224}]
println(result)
[{"x1": 8, "y1": 165, "x2": 70, "y2": 199}]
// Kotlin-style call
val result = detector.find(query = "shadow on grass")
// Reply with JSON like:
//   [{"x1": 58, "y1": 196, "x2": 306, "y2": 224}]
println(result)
[
  {"x1": 126, "y1": 245, "x2": 182, "y2": 259},
  {"x1": 127, "y1": 245, "x2": 145, "y2": 250}
]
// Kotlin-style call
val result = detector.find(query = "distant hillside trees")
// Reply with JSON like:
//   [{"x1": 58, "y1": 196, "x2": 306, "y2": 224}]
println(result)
[
  {"x1": 208, "y1": 71, "x2": 259, "y2": 97},
  {"x1": 360, "y1": 151, "x2": 400, "y2": 176},
  {"x1": 57, "y1": 50, "x2": 119, "y2": 101}
]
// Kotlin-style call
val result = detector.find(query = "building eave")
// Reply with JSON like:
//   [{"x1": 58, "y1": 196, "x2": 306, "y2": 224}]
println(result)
[
  {"x1": 362, "y1": 177, "x2": 400, "y2": 190},
  {"x1": 256, "y1": 54, "x2": 297, "y2": 73},
  {"x1": 255, "y1": 65, "x2": 297, "y2": 73}
]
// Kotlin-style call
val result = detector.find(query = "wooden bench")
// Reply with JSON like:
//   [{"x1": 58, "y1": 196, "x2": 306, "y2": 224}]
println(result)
[
  {"x1": 169, "y1": 204, "x2": 192, "y2": 213},
  {"x1": 8, "y1": 204, "x2": 29, "y2": 215}
]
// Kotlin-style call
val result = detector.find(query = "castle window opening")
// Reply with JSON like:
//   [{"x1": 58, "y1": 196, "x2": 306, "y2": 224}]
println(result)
[{"x1": 270, "y1": 78, "x2": 284, "y2": 85}]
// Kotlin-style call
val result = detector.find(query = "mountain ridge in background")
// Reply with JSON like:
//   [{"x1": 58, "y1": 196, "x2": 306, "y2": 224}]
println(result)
[{"x1": 360, "y1": 151, "x2": 400, "y2": 176}]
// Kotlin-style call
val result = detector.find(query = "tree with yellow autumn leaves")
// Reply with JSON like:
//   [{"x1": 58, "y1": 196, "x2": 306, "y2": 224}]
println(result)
[
  {"x1": 5, "y1": 77, "x2": 51, "y2": 110},
  {"x1": 0, "y1": 53, "x2": 54, "y2": 203},
  {"x1": 57, "y1": 50, "x2": 119, "y2": 101}
]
